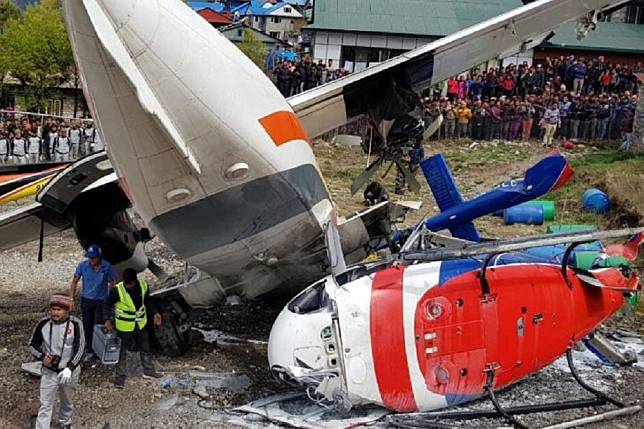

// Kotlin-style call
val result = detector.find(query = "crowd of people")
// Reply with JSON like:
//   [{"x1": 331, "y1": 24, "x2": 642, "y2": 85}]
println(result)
[
  {"x1": 271, "y1": 57, "x2": 350, "y2": 97},
  {"x1": 420, "y1": 55, "x2": 641, "y2": 147},
  {"x1": 0, "y1": 112, "x2": 103, "y2": 165}
]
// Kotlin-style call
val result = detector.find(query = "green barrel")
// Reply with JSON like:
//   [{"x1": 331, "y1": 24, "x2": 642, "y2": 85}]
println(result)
[
  {"x1": 629, "y1": 292, "x2": 640, "y2": 308},
  {"x1": 572, "y1": 251, "x2": 599, "y2": 270},
  {"x1": 547, "y1": 224, "x2": 597, "y2": 234},
  {"x1": 573, "y1": 252, "x2": 630, "y2": 270},
  {"x1": 523, "y1": 201, "x2": 555, "y2": 221}
]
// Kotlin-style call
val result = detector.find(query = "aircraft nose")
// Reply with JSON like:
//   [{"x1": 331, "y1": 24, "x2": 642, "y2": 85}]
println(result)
[{"x1": 92, "y1": 0, "x2": 161, "y2": 57}]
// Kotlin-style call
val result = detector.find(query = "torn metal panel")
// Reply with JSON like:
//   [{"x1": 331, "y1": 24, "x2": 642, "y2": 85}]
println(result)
[{"x1": 234, "y1": 392, "x2": 389, "y2": 429}]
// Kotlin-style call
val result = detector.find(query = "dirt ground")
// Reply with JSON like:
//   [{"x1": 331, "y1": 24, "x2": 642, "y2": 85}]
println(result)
[{"x1": 0, "y1": 140, "x2": 643, "y2": 428}]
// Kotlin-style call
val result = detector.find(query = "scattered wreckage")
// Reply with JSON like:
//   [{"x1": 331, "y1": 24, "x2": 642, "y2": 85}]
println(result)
[
  {"x1": 268, "y1": 226, "x2": 643, "y2": 427},
  {"x1": 2, "y1": 0, "x2": 642, "y2": 427}
]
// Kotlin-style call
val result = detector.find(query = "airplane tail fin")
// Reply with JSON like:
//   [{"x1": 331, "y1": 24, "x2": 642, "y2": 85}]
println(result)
[
  {"x1": 420, "y1": 152, "x2": 574, "y2": 242},
  {"x1": 420, "y1": 154, "x2": 480, "y2": 242}
]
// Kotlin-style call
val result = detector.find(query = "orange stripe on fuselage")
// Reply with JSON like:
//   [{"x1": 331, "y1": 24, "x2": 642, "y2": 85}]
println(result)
[{"x1": 259, "y1": 110, "x2": 308, "y2": 147}]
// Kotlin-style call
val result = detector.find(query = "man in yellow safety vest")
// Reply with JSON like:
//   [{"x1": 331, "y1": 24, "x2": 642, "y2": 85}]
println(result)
[{"x1": 104, "y1": 268, "x2": 163, "y2": 387}]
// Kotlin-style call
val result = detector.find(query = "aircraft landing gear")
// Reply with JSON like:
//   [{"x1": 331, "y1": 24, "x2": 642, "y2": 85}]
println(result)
[
  {"x1": 388, "y1": 348, "x2": 639, "y2": 428},
  {"x1": 152, "y1": 296, "x2": 191, "y2": 357}
]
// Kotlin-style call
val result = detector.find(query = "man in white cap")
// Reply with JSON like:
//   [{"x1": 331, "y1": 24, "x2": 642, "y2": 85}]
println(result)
[
  {"x1": 29, "y1": 294, "x2": 84, "y2": 429},
  {"x1": 69, "y1": 244, "x2": 117, "y2": 361}
]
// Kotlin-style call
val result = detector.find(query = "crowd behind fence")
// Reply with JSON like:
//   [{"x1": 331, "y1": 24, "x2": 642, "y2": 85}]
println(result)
[
  {"x1": 0, "y1": 110, "x2": 102, "y2": 165},
  {"x1": 1, "y1": 54, "x2": 641, "y2": 166},
  {"x1": 274, "y1": 54, "x2": 641, "y2": 148}
]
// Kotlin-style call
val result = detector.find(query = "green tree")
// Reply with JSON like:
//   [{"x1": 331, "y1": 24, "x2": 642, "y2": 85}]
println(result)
[
  {"x1": 0, "y1": 0, "x2": 22, "y2": 34},
  {"x1": 0, "y1": 1, "x2": 74, "y2": 110},
  {"x1": 237, "y1": 29, "x2": 267, "y2": 72}
]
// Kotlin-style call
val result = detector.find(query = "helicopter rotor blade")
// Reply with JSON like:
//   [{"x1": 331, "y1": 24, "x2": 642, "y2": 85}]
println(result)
[{"x1": 351, "y1": 157, "x2": 384, "y2": 196}]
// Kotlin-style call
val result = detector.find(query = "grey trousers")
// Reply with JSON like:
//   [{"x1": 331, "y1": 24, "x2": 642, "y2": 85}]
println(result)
[{"x1": 36, "y1": 368, "x2": 79, "y2": 429}]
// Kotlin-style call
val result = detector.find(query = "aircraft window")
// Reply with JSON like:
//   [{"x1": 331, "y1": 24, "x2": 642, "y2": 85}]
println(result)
[
  {"x1": 335, "y1": 262, "x2": 392, "y2": 286},
  {"x1": 288, "y1": 281, "x2": 328, "y2": 314},
  {"x1": 335, "y1": 266, "x2": 367, "y2": 285}
]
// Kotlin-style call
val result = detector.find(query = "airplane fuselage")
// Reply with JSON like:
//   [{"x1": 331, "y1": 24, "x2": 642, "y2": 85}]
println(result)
[{"x1": 63, "y1": 0, "x2": 334, "y2": 297}]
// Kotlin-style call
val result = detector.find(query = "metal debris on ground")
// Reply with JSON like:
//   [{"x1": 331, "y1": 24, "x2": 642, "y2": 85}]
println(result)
[
  {"x1": 157, "y1": 393, "x2": 179, "y2": 411},
  {"x1": 189, "y1": 370, "x2": 252, "y2": 393},
  {"x1": 234, "y1": 392, "x2": 390, "y2": 429},
  {"x1": 192, "y1": 325, "x2": 268, "y2": 346}
]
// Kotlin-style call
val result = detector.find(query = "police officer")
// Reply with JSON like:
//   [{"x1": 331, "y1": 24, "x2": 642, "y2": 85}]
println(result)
[
  {"x1": 69, "y1": 244, "x2": 117, "y2": 361},
  {"x1": 11, "y1": 130, "x2": 28, "y2": 165},
  {"x1": 104, "y1": 268, "x2": 163, "y2": 387},
  {"x1": 0, "y1": 131, "x2": 9, "y2": 164},
  {"x1": 68, "y1": 122, "x2": 82, "y2": 159},
  {"x1": 29, "y1": 294, "x2": 84, "y2": 429},
  {"x1": 53, "y1": 128, "x2": 72, "y2": 162},
  {"x1": 27, "y1": 130, "x2": 42, "y2": 164}
]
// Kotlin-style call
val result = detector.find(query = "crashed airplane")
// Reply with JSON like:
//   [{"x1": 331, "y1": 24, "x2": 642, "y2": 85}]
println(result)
[{"x1": 0, "y1": 0, "x2": 642, "y2": 424}]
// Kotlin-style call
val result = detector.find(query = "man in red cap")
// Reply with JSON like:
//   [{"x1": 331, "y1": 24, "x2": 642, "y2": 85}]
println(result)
[{"x1": 28, "y1": 294, "x2": 84, "y2": 429}]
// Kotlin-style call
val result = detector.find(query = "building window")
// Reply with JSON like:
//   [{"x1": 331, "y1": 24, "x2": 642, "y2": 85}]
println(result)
[
  {"x1": 271, "y1": 17, "x2": 281, "y2": 23},
  {"x1": 284, "y1": 7, "x2": 291, "y2": 13},
  {"x1": 237, "y1": 29, "x2": 243, "y2": 37},
  {"x1": 46, "y1": 99, "x2": 63, "y2": 116},
  {"x1": 270, "y1": 31, "x2": 279, "y2": 38},
  {"x1": 254, "y1": 16, "x2": 259, "y2": 22}
]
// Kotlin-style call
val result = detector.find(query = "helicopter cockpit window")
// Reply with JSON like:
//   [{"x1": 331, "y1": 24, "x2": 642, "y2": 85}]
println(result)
[{"x1": 288, "y1": 281, "x2": 329, "y2": 314}]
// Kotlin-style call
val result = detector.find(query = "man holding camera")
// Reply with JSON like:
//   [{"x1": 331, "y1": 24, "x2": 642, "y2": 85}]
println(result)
[{"x1": 28, "y1": 294, "x2": 84, "y2": 429}]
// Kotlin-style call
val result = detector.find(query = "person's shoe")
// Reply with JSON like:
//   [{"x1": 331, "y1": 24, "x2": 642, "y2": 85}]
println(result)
[
  {"x1": 114, "y1": 376, "x2": 126, "y2": 388},
  {"x1": 142, "y1": 370, "x2": 163, "y2": 379},
  {"x1": 83, "y1": 352, "x2": 96, "y2": 363},
  {"x1": 61, "y1": 424, "x2": 73, "y2": 429}
]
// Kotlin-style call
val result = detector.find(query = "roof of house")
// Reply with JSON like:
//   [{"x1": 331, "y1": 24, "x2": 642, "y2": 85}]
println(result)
[
  {"x1": 283, "y1": 0, "x2": 308, "y2": 6},
  {"x1": 197, "y1": 8, "x2": 233, "y2": 25},
  {"x1": 545, "y1": 22, "x2": 644, "y2": 54},
  {"x1": 219, "y1": 22, "x2": 293, "y2": 46},
  {"x1": 233, "y1": 0, "x2": 303, "y2": 17},
  {"x1": 306, "y1": 0, "x2": 523, "y2": 37},
  {"x1": 188, "y1": 2, "x2": 226, "y2": 13}
]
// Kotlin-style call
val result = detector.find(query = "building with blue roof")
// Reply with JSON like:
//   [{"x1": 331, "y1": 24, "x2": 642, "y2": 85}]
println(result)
[
  {"x1": 188, "y1": 1, "x2": 226, "y2": 13},
  {"x1": 232, "y1": 0, "x2": 305, "y2": 43},
  {"x1": 189, "y1": 0, "x2": 307, "y2": 43}
]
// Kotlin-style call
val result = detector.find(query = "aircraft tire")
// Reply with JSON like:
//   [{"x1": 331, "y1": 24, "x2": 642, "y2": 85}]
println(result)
[{"x1": 152, "y1": 298, "x2": 191, "y2": 357}]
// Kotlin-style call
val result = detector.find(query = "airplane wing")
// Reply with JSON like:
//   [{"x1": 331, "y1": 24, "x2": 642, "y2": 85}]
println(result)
[
  {"x1": 0, "y1": 202, "x2": 70, "y2": 252},
  {"x1": 0, "y1": 153, "x2": 119, "y2": 253},
  {"x1": 289, "y1": 0, "x2": 630, "y2": 138}
]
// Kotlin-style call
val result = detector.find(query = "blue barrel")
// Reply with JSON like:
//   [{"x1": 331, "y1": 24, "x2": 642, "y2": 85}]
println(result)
[
  {"x1": 582, "y1": 188, "x2": 610, "y2": 214},
  {"x1": 503, "y1": 205, "x2": 544, "y2": 225}
]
